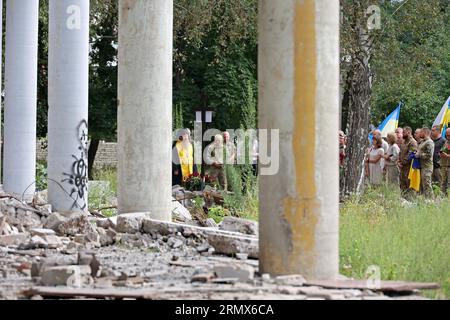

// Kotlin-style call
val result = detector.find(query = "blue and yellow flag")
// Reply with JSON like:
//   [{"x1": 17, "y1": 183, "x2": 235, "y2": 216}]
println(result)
[
  {"x1": 369, "y1": 103, "x2": 401, "y2": 141},
  {"x1": 408, "y1": 158, "x2": 421, "y2": 192},
  {"x1": 432, "y1": 96, "x2": 450, "y2": 135}
]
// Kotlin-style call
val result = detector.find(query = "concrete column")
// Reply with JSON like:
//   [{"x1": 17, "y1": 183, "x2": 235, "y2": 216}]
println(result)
[
  {"x1": 3, "y1": 0, "x2": 39, "y2": 200},
  {"x1": 117, "y1": 0, "x2": 173, "y2": 221},
  {"x1": 48, "y1": 0, "x2": 89, "y2": 212},
  {"x1": 0, "y1": 0, "x2": 3, "y2": 187},
  {"x1": 258, "y1": 0, "x2": 340, "y2": 280}
]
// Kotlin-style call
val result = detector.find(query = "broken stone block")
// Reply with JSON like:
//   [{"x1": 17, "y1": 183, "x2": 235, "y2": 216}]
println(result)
[
  {"x1": 56, "y1": 213, "x2": 97, "y2": 237},
  {"x1": 0, "y1": 216, "x2": 15, "y2": 236},
  {"x1": 40, "y1": 265, "x2": 92, "y2": 287},
  {"x1": 30, "y1": 228, "x2": 56, "y2": 237},
  {"x1": 214, "y1": 264, "x2": 255, "y2": 282},
  {"x1": 33, "y1": 190, "x2": 48, "y2": 206},
  {"x1": 261, "y1": 273, "x2": 271, "y2": 282},
  {"x1": 36, "y1": 204, "x2": 52, "y2": 216},
  {"x1": 0, "y1": 233, "x2": 29, "y2": 246},
  {"x1": 116, "y1": 212, "x2": 149, "y2": 234},
  {"x1": 196, "y1": 243, "x2": 210, "y2": 253},
  {"x1": 205, "y1": 218, "x2": 219, "y2": 229},
  {"x1": 43, "y1": 212, "x2": 66, "y2": 231},
  {"x1": 171, "y1": 197, "x2": 192, "y2": 222},
  {"x1": 15, "y1": 209, "x2": 42, "y2": 229},
  {"x1": 74, "y1": 234, "x2": 85, "y2": 244},
  {"x1": 63, "y1": 241, "x2": 80, "y2": 255},
  {"x1": 85, "y1": 228, "x2": 100, "y2": 244},
  {"x1": 43, "y1": 235, "x2": 63, "y2": 249},
  {"x1": 191, "y1": 273, "x2": 215, "y2": 283},
  {"x1": 78, "y1": 251, "x2": 101, "y2": 278},
  {"x1": 167, "y1": 237, "x2": 184, "y2": 249},
  {"x1": 275, "y1": 274, "x2": 306, "y2": 286},
  {"x1": 219, "y1": 216, "x2": 258, "y2": 235},
  {"x1": 236, "y1": 253, "x2": 248, "y2": 260},
  {"x1": 142, "y1": 218, "x2": 178, "y2": 236},
  {"x1": 31, "y1": 256, "x2": 78, "y2": 277},
  {"x1": 97, "y1": 227, "x2": 116, "y2": 247},
  {"x1": 207, "y1": 233, "x2": 258, "y2": 259},
  {"x1": 96, "y1": 218, "x2": 115, "y2": 229},
  {"x1": 30, "y1": 235, "x2": 48, "y2": 248}
]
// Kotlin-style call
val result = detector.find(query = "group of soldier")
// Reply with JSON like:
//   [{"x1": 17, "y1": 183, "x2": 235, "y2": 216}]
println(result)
[{"x1": 365, "y1": 125, "x2": 450, "y2": 198}]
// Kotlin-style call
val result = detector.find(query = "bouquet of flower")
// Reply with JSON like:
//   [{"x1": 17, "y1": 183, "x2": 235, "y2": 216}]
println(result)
[
  {"x1": 183, "y1": 172, "x2": 202, "y2": 191},
  {"x1": 441, "y1": 142, "x2": 450, "y2": 154}
]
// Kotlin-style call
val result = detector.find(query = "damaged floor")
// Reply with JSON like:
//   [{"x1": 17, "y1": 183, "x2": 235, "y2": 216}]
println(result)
[{"x1": 0, "y1": 192, "x2": 439, "y2": 300}]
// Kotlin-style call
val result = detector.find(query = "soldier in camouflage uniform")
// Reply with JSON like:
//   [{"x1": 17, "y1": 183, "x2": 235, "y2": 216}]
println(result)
[
  {"x1": 398, "y1": 127, "x2": 418, "y2": 194},
  {"x1": 415, "y1": 127, "x2": 435, "y2": 198},
  {"x1": 440, "y1": 128, "x2": 450, "y2": 195}
]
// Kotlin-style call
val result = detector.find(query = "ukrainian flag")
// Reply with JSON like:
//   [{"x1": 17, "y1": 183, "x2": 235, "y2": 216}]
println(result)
[
  {"x1": 408, "y1": 157, "x2": 421, "y2": 192},
  {"x1": 369, "y1": 103, "x2": 402, "y2": 141},
  {"x1": 432, "y1": 96, "x2": 450, "y2": 135}
]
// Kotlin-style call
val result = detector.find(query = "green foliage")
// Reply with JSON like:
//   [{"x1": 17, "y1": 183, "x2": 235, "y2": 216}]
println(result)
[
  {"x1": 222, "y1": 165, "x2": 258, "y2": 221},
  {"x1": 241, "y1": 80, "x2": 257, "y2": 130},
  {"x1": 35, "y1": 162, "x2": 48, "y2": 191},
  {"x1": 92, "y1": 167, "x2": 117, "y2": 194},
  {"x1": 340, "y1": 185, "x2": 450, "y2": 299},
  {"x1": 173, "y1": 103, "x2": 185, "y2": 130},
  {"x1": 371, "y1": 0, "x2": 450, "y2": 129},
  {"x1": 89, "y1": 0, "x2": 118, "y2": 141},
  {"x1": 173, "y1": 0, "x2": 257, "y2": 130},
  {"x1": 90, "y1": 168, "x2": 118, "y2": 217},
  {"x1": 33, "y1": 0, "x2": 257, "y2": 140},
  {"x1": 208, "y1": 205, "x2": 230, "y2": 223}
]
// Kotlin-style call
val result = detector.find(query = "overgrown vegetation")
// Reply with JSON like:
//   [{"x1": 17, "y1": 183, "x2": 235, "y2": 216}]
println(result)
[
  {"x1": 90, "y1": 167, "x2": 118, "y2": 217},
  {"x1": 340, "y1": 185, "x2": 450, "y2": 299}
]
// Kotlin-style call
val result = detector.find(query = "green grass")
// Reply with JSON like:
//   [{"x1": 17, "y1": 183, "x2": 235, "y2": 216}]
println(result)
[
  {"x1": 92, "y1": 167, "x2": 118, "y2": 194},
  {"x1": 90, "y1": 167, "x2": 118, "y2": 217},
  {"x1": 340, "y1": 185, "x2": 450, "y2": 299}
]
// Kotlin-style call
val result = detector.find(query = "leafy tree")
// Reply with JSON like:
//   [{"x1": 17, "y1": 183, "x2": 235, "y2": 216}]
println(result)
[
  {"x1": 88, "y1": 0, "x2": 118, "y2": 177},
  {"x1": 371, "y1": 0, "x2": 450, "y2": 129}
]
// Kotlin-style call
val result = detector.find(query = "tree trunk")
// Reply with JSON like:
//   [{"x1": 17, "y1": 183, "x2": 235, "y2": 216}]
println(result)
[
  {"x1": 342, "y1": 25, "x2": 373, "y2": 197},
  {"x1": 88, "y1": 138, "x2": 100, "y2": 180}
]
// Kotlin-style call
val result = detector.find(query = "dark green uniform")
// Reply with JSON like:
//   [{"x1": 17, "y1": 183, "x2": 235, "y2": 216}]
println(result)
[
  {"x1": 399, "y1": 136, "x2": 418, "y2": 192},
  {"x1": 440, "y1": 140, "x2": 450, "y2": 195},
  {"x1": 417, "y1": 137, "x2": 434, "y2": 198}
]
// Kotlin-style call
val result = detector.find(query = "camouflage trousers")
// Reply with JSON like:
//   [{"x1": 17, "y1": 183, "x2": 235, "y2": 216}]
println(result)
[
  {"x1": 209, "y1": 165, "x2": 227, "y2": 191},
  {"x1": 420, "y1": 167, "x2": 433, "y2": 198},
  {"x1": 400, "y1": 165, "x2": 410, "y2": 192},
  {"x1": 385, "y1": 165, "x2": 399, "y2": 186},
  {"x1": 432, "y1": 167, "x2": 442, "y2": 185},
  {"x1": 441, "y1": 166, "x2": 450, "y2": 196}
]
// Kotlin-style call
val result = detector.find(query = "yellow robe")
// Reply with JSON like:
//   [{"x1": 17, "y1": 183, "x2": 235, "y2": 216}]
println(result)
[{"x1": 176, "y1": 141, "x2": 194, "y2": 181}]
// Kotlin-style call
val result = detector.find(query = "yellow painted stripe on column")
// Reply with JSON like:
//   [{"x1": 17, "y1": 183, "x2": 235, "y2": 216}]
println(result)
[{"x1": 283, "y1": 0, "x2": 319, "y2": 274}]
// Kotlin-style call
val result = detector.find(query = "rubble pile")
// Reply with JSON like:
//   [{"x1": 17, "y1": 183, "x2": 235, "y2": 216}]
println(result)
[{"x1": 0, "y1": 191, "x2": 437, "y2": 300}]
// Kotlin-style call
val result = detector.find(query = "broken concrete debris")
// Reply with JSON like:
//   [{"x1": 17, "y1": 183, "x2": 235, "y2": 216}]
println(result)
[
  {"x1": 213, "y1": 263, "x2": 255, "y2": 282},
  {"x1": 40, "y1": 265, "x2": 92, "y2": 287},
  {"x1": 219, "y1": 216, "x2": 258, "y2": 235},
  {"x1": 0, "y1": 192, "x2": 438, "y2": 300}
]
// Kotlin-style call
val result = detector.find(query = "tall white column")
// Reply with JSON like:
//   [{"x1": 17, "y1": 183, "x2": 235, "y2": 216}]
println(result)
[
  {"x1": 48, "y1": 0, "x2": 89, "y2": 213},
  {"x1": 0, "y1": 0, "x2": 3, "y2": 188},
  {"x1": 3, "y1": 0, "x2": 39, "y2": 200},
  {"x1": 118, "y1": 0, "x2": 173, "y2": 221},
  {"x1": 259, "y1": 0, "x2": 340, "y2": 280}
]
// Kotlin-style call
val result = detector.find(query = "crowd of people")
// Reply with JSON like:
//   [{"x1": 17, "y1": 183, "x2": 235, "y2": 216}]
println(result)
[
  {"x1": 360, "y1": 126, "x2": 450, "y2": 197},
  {"x1": 171, "y1": 129, "x2": 258, "y2": 191}
]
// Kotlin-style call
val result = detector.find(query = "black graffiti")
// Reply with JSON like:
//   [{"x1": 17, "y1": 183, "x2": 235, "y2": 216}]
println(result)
[{"x1": 62, "y1": 120, "x2": 88, "y2": 210}]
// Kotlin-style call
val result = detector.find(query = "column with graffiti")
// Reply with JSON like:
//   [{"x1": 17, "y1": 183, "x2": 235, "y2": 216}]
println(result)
[{"x1": 48, "y1": 0, "x2": 89, "y2": 212}]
